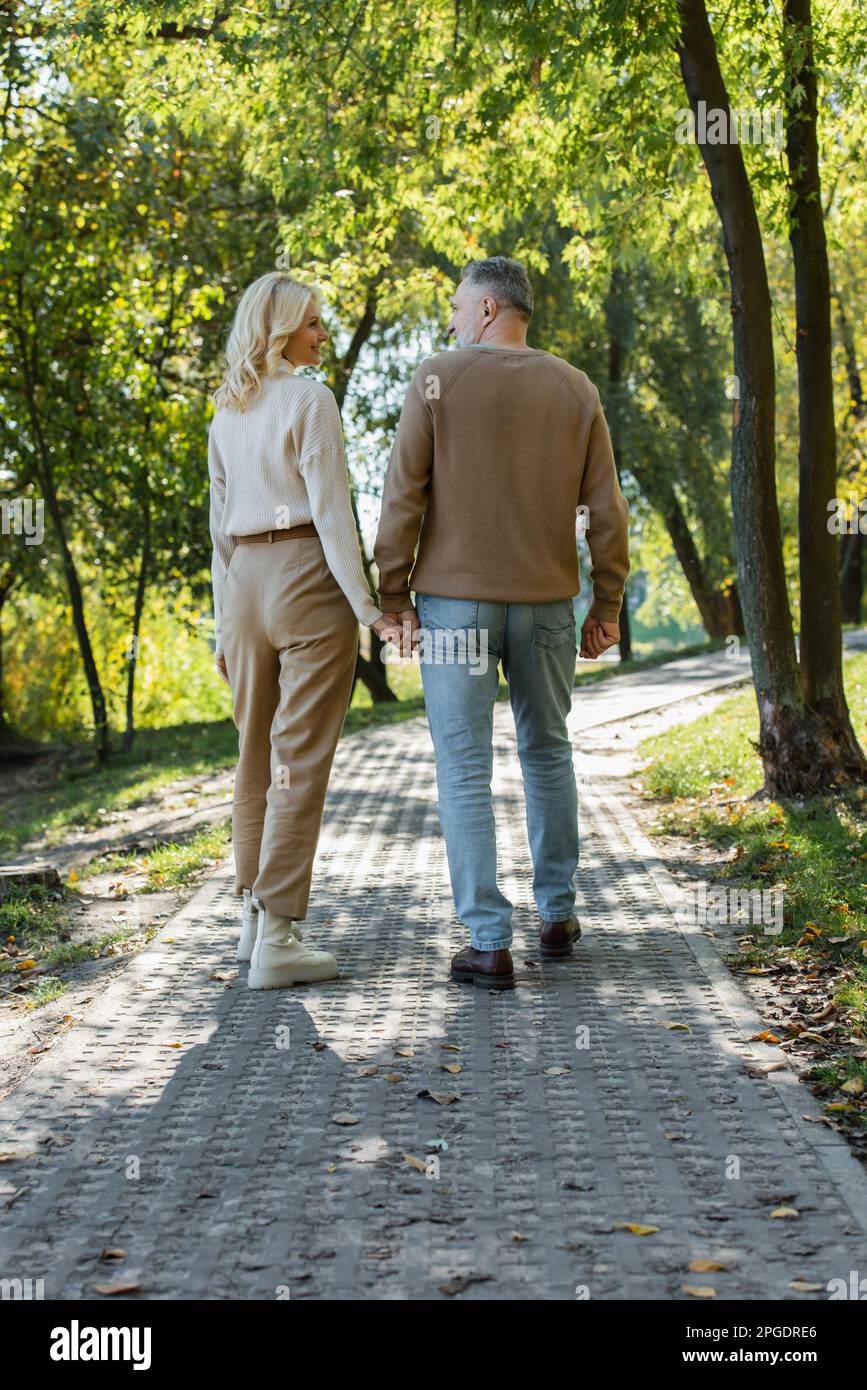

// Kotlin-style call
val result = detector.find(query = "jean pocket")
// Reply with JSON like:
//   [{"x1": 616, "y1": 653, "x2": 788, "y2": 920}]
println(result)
[
  {"x1": 532, "y1": 600, "x2": 576, "y2": 648},
  {"x1": 416, "y1": 594, "x2": 479, "y2": 634}
]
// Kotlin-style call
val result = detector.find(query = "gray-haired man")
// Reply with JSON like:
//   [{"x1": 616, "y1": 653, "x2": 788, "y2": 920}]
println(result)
[{"x1": 374, "y1": 256, "x2": 630, "y2": 989}]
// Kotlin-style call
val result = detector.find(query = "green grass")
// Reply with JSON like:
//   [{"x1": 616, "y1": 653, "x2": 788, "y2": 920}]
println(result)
[
  {"x1": 82, "y1": 817, "x2": 232, "y2": 891},
  {"x1": 0, "y1": 883, "x2": 67, "y2": 952},
  {"x1": 0, "y1": 719, "x2": 241, "y2": 857},
  {"x1": 0, "y1": 880, "x2": 152, "y2": 985},
  {"x1": 24, "y1": 976, "x2": 67, "y2": 1009},
  {"x1": 638, "y1": 653, "x2": 867, "y2": 943},
  {"x1": 638, "y1": 650, "x2": 867, "y2": 1128}
]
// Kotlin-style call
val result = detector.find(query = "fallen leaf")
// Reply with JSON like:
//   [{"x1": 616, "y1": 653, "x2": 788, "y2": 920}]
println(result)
[
  {"x1": 511, "y1": 1232, "x2": 529, "y2": 1242},
  {"x1": 358, "y1": 1066, "x2": 378, "y2": 1077},
  {"x1": 789, "y1": 1280, "x2": 823, "y2": 1292},
  {"x1": 770, "y1": 1206, "x2": 799, "y2": 1220},
  {"x1": 663, "y1": 1021, "x2": 690, "y2": 1032},
  {"x1": 93, "y1": 1282, "x2": 141, "y2": 1296},
  {"x1": 810, "y1": 1003, "x2": 837, "y2": 1023},
  {"x1": 683, "y1": 1285, "x2": 716, "y2": 1298},
  {"x1": 438, "y1": 1273, "x2": 492, "y2": 1297},
  {"x1": 403, "y1": 1154, "x2": 427, "y2": 1173},
  {"x1": 383, "y1": 1073, "x2": 405, "y2": 1083},
  {"x1": 841, "y1": 1078, "x2": 864, "y2": 1096},
  {"x1": 614, "y1": 1222, "x2": 659, "y2": 1236},
  {"x1": 395, "y1": 1048, "x2": 415, "y2": 1058},
  {"x1": 417, "y1": 1089, "x2": 460, "y2": 1106},
  {"x1": 99, "y1": 1249, "x2": 127, "y2": 1261},
  {"x1": 750, "y1": 1030, "x2": 782, "y2": 1045},
  {"x1": 326, "y1": 1163, "x2": 338, "y2": 1173},
  {"x1": 663, "y1": 1132, "x2": 686, "y2": 1141},
  {"x1": 441, "y1": 1044, "x2": 462, "y2": 1052},
  {"x1": 544, "y1": 1065, "x2": 571, "y2": 1076},
  {"x1": 689, "y1": 1259, "x2": 727, "y2": 1273},
  {"x1": 332, "y1": 1113, "x2": 361, "y2": 1126},
  {"x1": 442, "y1": 1064, "x2": 462, "y2": 1074}
]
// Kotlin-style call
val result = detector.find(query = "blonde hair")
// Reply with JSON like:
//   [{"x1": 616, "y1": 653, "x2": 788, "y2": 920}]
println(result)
[{"x1": 213, "y1": 272, "x2": 321, "y2": 411}]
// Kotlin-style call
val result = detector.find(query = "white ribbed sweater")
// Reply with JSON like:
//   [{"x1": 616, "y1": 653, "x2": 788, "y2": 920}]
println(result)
[{"x1": 208, "y1": 362, "x2": 382, "y2": 652}]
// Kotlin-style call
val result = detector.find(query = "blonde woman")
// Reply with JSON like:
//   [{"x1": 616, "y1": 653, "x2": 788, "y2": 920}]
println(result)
[{"x1": 209, "y1": 272, "x2": 398, "y2": 989}]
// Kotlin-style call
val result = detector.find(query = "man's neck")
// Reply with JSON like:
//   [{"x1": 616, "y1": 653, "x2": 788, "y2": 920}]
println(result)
[{"x1": 474, "y1": 330, "x2": 529, "y2": 349}]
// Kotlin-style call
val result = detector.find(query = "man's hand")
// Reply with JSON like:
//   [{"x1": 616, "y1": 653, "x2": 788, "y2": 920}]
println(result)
[
  {"x1": 379, "y1": 607, "x2": 419, "y2": 658},
  {"x1": 215, "y1": 652, "x2": 230, "y2": 685},
  {"x1": 372, "y1": 614, "x2": 405, "y2": 650},
  {"x1": 580, "y1": 616, "x2": 620, "y2": 660}
]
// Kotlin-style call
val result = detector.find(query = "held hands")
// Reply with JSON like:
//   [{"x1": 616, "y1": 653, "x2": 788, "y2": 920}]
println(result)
[
  {"x1": 374, "y1": 608, "x2": 419, "y2": 658},
  {"x1": 580, "y1": 616, "x2": 620, "y2": 660}
]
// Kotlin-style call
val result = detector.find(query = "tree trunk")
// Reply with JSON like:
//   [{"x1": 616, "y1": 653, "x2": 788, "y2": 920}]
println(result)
[
  {"x1": 839, "y1": 531, "x2": 863, "y2": 626},
  {"x1": 676, "y1": 0, "x2": 863, "y2": 794},
  {"x1": 783, "y1": 0, "x2": 864, "y2": 780},
  {"x1": 617, "y1": 585, "x2": 633, "y2": 661},
  {"x1": 657, "y1": 483, "x2": 742, "y2": 638},
  {"x1": 605, "y1": 265, "x2": 740, "y2": 647},
  {"x1": 833, "y1": 287, "x2": 865, "y2": 624},
  {"x1": 15, "y1": 291, "x2": 111, "y2": 760},
  {"x1": 0, "y1": 568, "x2": 15, "y2": 730},
  {"x1": 40, "y1": 460, "x2": 111, "y2": 759},
  {"x1": 123, "y1": 503, "x2": 151, "y2": 752},
  {"x1": 355, "y1": 648, "x2": 398, "y2": 703}
]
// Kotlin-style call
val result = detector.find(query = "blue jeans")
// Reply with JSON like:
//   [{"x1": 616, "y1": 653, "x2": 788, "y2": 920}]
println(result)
[{"x1": 416, "y1": 593, "x2": 580, "y2": 952}]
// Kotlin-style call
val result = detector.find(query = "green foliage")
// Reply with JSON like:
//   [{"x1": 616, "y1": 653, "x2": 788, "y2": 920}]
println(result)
[{"x1": 0, "y1": 0, "x2": 864, "y2": 747}]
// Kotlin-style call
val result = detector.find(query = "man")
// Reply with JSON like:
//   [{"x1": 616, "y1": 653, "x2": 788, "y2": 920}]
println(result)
[{"x1": 374, "y1": 256, "x2": 629, "y2": 990}]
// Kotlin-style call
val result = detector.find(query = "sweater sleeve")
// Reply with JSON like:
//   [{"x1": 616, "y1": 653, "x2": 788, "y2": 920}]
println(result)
[
  {"x1": 373, "y1": 366, "x2": 434, "y2": 610},
  {"x1": 208, "y1": 424, "x2": 237, "y2": 657},
  {"x1": 294, "y1": 387, "x2": 382, "y2": 627},
  {"x1": 579, "y1": 403, "x2": 630, "y2": 623}
]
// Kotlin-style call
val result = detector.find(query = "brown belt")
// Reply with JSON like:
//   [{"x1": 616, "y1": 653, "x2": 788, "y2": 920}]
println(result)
[{"x1": 234, "y1": 523, "x2": 318, "y2": 544}]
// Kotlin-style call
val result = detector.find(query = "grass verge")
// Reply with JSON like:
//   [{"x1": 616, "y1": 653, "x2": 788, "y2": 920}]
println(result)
[{"x1": 637, "y1": 650, "x2": 867, "y2": 1149}]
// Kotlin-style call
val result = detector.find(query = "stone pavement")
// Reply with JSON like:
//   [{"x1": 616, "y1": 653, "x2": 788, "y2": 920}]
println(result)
[{"x1": 1, "y1": 655, "x2": 867, "y2": 1300}]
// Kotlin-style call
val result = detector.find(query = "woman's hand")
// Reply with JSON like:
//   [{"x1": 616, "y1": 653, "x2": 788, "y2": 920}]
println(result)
[
  {"x1": 371, "y1": 613, "x2": 411, "y2": 654},
  {"x1": 215, "y1": 652, "x2": 230, "y2": 685}
]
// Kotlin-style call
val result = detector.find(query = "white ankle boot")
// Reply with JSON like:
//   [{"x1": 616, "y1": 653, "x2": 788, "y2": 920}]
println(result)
[
  {"x1": 247, "y1": 907, "x2": 338, "y2": 989},
  {"x1": 238, "y1": 891, "x2": 302, "y2": 962}
]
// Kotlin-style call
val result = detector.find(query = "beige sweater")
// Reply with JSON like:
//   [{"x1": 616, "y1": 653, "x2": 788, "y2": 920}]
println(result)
[
  {"x1": 208, "y1": 362, "x2": 381, "y2": 653},
  {"x1": 374, "y1": 345, "x2": 630, "y2": 621}
]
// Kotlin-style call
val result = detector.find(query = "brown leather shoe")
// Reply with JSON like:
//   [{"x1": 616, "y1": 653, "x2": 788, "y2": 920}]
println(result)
[
  {"x1": 539, "y1": 916, "x2": 581, "y2": 959},
  {"x1": 450, "y1": 945, "x2": 515, "y2": 991}
]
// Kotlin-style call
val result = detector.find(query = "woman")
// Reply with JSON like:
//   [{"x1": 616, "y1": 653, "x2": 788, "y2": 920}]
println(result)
[{"x1": 208, "y1": 271, "x2": 398, "y2": 989}]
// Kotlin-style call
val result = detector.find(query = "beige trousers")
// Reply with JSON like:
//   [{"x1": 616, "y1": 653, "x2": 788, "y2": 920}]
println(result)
[{"x1": 220, "y1": 535, "x2": 359, "y2": 918}]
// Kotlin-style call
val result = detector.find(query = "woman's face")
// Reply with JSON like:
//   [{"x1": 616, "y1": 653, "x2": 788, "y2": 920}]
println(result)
[{"x1": 283, "y1": 298, "x2": 329, "y2": 367}]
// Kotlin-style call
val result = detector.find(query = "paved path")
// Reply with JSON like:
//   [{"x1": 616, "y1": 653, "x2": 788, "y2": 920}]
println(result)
[{"x1": 1, "y1": 646, "x2": 866, "y2": 1300}]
